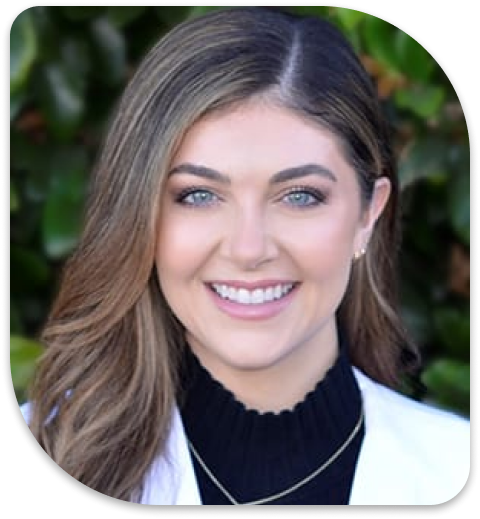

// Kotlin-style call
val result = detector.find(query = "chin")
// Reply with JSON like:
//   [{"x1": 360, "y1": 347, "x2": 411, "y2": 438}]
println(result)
[{"x1": 220, "y1": 346, "x2": 290, "y2": 372}]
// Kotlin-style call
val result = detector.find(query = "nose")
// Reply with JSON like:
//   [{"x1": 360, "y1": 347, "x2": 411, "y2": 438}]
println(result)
[{"x1": 221, "y1": 205, "x2": 278, "y2": 270}]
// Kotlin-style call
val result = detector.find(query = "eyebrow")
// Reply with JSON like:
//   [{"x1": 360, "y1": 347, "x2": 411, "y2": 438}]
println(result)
[{"x1": 167, "y1": 162, "x2": 337, "y2": 184}]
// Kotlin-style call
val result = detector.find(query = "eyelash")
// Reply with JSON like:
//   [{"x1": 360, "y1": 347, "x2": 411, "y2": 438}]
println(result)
[
  {"x1": 173, "y1": 185, "x2": 328, "y2": 208},
  {"x1": 282, "y1": 186, "x2": 328, "y2": 207},
  {"x1": 174, "y1": 187, "x2": 221, "y2": 207}
]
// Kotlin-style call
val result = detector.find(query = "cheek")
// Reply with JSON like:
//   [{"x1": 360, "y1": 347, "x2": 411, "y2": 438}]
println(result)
[
  {"x1": 280, "y1": 213, "x2": 358, "y2": 275},
  {"x1": 155, "y1": 214, "x2": 216, "y2": 281}
]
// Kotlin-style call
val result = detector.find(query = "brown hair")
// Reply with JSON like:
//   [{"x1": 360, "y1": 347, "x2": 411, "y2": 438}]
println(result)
[{"x1": 29, "y1": 7, "x2": 418, "y2": 502}]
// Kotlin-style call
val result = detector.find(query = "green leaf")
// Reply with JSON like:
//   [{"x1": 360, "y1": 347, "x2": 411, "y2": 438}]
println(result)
[
  {"x1": 362, "y1": 16, "x2": 402, "y2": 74},
  {"x1": 422, "y1": 359, "x2": 470, "y2": 415},
  {"x1": 398, "y1": 137, "x2": 449, "y2": 188},
  {"x1": 10, "y1": 90, "x2": 27, "y2": 121},
  {"x1": 10, "y1": 303, "x2": 24, "y2": 335},
  {"x1": 155, "y1": 6, "x2": 194, "y2": 25},
  {"x1": 42, "y1": 148, "x2": 88, "y2": 259},
  {"x1": 335, "y1": 8, "x2": 365, "y2": 31},
  {"x1": 11, "y1": 246, "x2": 51, "y2": 292},
  {"x1": 28, "y1": 7, "x2": 60, "y2": 62},
  {"x1": 433, "y1": 308, "x2": 470, "y2": 360},
  {"x1": 11, "y1": 129, "x2": 54, "y2": 194},
  {"x1": 10, "y1": 335, "x2": 44, "y2": 392},
  {"x1": 395, "y1": 84, "x2": 446, "y2": 119},
  {"x1": 107, "y1": 6, "x2": 147, "y2": 27},
  {"x1": 394, "y1": 31, "x2": 435, "y2": 83},
  {"x1": 293, "y1": 5, "x2": 332, "y2": 18},
  {"x1": 60, "y1": 37, "x2": 90, "y2": 94},
  {"x1": 448, "y1": 170, "x2": 470, "y2": 245},
  {"x1": 188, "y1": 6, "x2": 227, "y2": 19},
  {"x1": 400, "y1": 283, "x2": 432, "y2": 345},
  {"x1": 36, "y1": 62, "x2": 85, "y2": 140},
  {"x1": 11, "y1": 133, "x2": 55, "y2": 207},
  {"x1": 10, "y1": 9, "x2": 38, "y2": 94},
  {"x1": 61, "y1": 7, "x2": 104, "y2": 21},
  {"x1": 89, "y1": 18, "x2": 127, "y2": 87},
  {"x1": 10, "y1": 182, "x2": 20, "y2": 212}
]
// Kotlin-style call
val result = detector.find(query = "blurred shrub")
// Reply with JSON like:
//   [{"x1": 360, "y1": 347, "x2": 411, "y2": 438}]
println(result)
[{"x1": 10, "y1": 7, "x2": 469, "y2": 415}]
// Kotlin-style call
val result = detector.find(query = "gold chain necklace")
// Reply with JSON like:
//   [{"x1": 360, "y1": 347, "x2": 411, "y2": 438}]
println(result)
[{"x1": 187, "y1": 404, "x2": 364, "y2": 505}]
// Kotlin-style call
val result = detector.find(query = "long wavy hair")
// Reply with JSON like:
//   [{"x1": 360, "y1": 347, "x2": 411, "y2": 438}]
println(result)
[{"x1": 29, "y1": 7, "x2": 418, "y2": 502}]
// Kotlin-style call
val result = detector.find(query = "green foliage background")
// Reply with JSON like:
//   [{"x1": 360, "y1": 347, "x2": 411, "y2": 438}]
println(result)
[{"x1": 10, "y1": 7, "x2": 470, "y2": 415}]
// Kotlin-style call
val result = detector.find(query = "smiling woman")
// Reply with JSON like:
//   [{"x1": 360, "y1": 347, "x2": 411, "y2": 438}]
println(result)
[
  {"x1": 157, "y1": 101, "x2": 390, "y2": 413},
  {"x1": 21, "y1": 6, "x2": 468, "y2": 506}
]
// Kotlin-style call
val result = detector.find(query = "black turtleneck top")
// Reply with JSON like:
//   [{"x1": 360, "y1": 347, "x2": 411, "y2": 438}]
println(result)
[{"x1": 179, "y1": 345, "x2": 364, "y2": 505}]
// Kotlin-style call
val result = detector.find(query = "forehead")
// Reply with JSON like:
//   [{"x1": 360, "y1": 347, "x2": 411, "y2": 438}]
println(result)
[{"x1": 172, "y1": 101, "x2": 351, "y2": 176}]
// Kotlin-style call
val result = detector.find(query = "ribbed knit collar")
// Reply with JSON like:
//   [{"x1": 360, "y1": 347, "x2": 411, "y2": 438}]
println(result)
[{"x1": 179, "y1": 340, "x2": 363, "y2": 504}]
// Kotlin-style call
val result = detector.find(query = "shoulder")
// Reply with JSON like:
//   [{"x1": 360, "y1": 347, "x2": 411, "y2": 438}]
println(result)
[
  {"x1": 354, "y1": 368, "x2": 470, "y2": 503},
  {"x1": 355, "y1": 368, "x2": 469, "y2": 435}
]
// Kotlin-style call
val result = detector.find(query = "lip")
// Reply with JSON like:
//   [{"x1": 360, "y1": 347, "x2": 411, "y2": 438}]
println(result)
[
  {"x1": 205, "y1": 281, "x2": 300, "y2": 321},
  {"x1": 206, "y1": 279, "x2": 297, "y2": 290}
]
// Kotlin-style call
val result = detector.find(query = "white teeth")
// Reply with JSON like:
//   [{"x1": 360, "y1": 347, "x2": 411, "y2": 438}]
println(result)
[
  {"x1": 251, "y1": 288, "x2": 264, "y2": 304},
  {"x1": 237, "y1": 288, "x2": 251, "y2": 304},
  {"x1": 265, "y1": 287, "x2": 274, "y2": 302},
  {"x1": 211, "y1": 283, "x2": 295, "y2": 305},
  {"x1": 274, "y1": 285, "x2": 282, "y2": 299}
]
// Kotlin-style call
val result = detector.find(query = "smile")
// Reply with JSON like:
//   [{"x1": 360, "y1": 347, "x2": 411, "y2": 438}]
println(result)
[
  {"x1": 206, "y1": 280, "x2": 299, "y2": 321},
  {"x1": 210, "y1": 283, "x2": 296, "y2": 305}
]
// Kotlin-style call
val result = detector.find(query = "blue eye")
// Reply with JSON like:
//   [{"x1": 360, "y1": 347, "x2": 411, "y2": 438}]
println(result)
[
  {"x1": 283, "y1": 188, "x2": 326, "y2": 207},
  {"x1": 177, "y1": 189, "x2": 219, "y2": 207}
]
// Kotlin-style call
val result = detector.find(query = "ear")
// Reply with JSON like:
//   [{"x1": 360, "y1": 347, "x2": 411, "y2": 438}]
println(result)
[{"x1": 354, "y1": 177, "x2": 391, "y2": 255}]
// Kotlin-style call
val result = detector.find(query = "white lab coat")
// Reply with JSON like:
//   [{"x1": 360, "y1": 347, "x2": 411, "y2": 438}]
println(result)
[{"x1": 21, "y1": 369, "x2": 469, "y2": 505}]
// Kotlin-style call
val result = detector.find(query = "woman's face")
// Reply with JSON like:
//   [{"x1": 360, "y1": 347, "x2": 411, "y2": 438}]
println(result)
[{"x1": 156, "y1": 100, "x2": 389, "y2": 406}]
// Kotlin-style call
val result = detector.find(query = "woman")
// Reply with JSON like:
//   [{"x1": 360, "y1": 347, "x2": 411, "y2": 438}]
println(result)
[{"x1": 22, "y1": 7, "x2": 468, "y2": 505}]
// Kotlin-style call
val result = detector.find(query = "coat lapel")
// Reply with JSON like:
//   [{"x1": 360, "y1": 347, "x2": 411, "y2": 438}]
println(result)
[
  {"x1": 349, "y1": 369, "x2": 419, "y2": 504},
  {"x1": 141, "y1": 408, "x2": 201, "y2": 505}
]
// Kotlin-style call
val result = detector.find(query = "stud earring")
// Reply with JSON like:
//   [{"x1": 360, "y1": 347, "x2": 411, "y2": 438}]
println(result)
[{"x1": 353, "y1": 248, "x2": 366, "y2": 261}]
